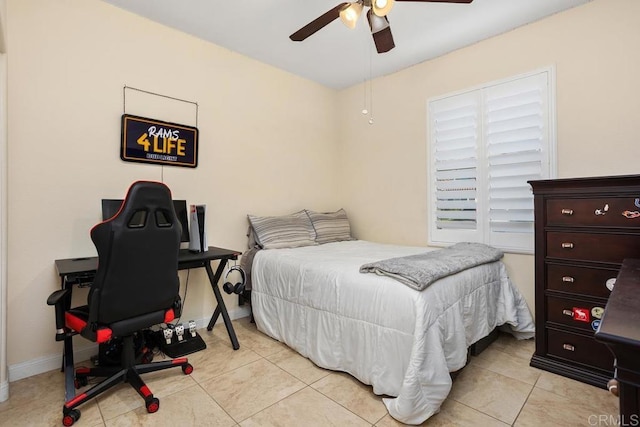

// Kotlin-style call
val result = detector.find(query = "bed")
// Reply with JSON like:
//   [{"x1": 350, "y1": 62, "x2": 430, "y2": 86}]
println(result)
[{"x1": 244, "y1": 209, "x2": 534, "y2": 424}]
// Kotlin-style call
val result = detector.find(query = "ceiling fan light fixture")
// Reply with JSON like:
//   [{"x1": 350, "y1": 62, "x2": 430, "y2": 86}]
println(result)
[
  {"x1": 339, "y1": 2, "x2": 364, "y2": 29},
  {"x1": 372, "y1": 0, "x2": 394, "y2": 17}
]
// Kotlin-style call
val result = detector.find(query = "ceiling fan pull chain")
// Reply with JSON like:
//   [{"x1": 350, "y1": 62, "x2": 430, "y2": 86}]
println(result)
[
  {"x1": 362, "y1": 78, "x2": 368, "y2": 115},
  {"x1": 368, "y1": 48, "x2": 374, "y2": 125}
]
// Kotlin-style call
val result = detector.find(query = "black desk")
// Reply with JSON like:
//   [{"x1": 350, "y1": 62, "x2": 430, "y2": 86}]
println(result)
[{"x1": 55, "y1": 246, "x2": 241, "y2": 401}]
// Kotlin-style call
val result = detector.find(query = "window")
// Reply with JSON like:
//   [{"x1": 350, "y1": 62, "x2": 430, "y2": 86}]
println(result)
[{"x1": 428, "y1": 68, "x2": 556, "y2": 254}]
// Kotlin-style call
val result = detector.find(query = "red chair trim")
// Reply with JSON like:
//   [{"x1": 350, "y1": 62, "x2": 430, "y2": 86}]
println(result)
[
  {"x1": 140, "y1": 385, "x2": 152, "y2": 398},
  {"x1": 65, "y1": 392, "x2": 88, "y2": 408},
  {"x1": 65, "y1": 312, "x2": 87, "y2": 334},
  {"x1": 64, "y1": 312, "x2": 112, "y2": 343},
  {"x1": 96, "y1": 328, "x2": 113, "y2": 343}
]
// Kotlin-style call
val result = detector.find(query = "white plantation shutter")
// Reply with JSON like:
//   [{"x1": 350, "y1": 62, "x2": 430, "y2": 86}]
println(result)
[
  {"x1": 429, "y1": 69, "x2": 555, "y2": 253},
  {"x1": 430, "y1": 92, "x2": 482, "y2": 243},
  {"x1": 485, "y1": 73, "x2": 550, "y2": 250}
]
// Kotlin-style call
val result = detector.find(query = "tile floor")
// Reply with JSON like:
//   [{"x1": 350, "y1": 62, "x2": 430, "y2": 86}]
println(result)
[{"x1": 0, "y1": 317, "x2": 619, "y2": 426}]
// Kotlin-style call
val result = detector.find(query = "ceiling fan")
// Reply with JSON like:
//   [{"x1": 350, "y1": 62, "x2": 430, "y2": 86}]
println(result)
[{"x1": 290, "y1": 0, "x2": 474, "y2": 54}]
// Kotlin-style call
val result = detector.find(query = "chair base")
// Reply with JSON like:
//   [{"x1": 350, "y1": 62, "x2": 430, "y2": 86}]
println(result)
[{"x1": 60, "y1": 335, "x2": 193, "y2": 426}]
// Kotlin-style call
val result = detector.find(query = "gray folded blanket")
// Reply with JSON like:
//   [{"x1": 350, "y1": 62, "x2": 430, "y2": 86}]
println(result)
[{"x1": 359, "y1": 242, "x2": 504, "y2": 291}]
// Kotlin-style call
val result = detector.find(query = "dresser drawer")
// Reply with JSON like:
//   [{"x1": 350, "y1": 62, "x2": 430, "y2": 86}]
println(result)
[
  {"x1": 547, "y1": 197, "x2": 640, "y2": 227},
  {"x1": 547, "y1": 231, "x2": 640, "y2": 263},
  {"x1": 546, "y1": 296, "x2": 607, "y2": 332},
  {"x1": 547, "y1": 329, "x2": 614, "y2": 372},
  {"x1": 547, "y1": 264, "x2": 616, "y2": 299}
]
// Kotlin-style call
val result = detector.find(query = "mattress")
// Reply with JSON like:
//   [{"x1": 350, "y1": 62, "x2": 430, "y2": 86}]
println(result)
[{"x1": 251, "y1": 240, "x2": 534, "y2": 424}]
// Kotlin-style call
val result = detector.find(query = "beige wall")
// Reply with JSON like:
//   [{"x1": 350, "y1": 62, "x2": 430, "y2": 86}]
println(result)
[
  {"x1": 6, "y1": 0, "x2": 640, "y2": 376},
  {"x1": 6, "y1": 0, "x2": 339, "y2": 369},
  {"x1": 337, "y1": 0, "x2": 640, "y2": 311}
]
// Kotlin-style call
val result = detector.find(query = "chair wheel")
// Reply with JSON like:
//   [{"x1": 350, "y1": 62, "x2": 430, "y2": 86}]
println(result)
[
  {"x1": 182, "y1": 363, "x2": 193, "y2": 375},
  {"x1": 146, "y1": 397, "x2": 160, "y2": 413},
  {"x1": 62, "y1": 409, "x2": 81, "y2": 426}
]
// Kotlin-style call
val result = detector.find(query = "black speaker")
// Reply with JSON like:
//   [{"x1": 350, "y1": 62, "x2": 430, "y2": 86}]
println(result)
[{"x1": 223, "y1": 265, "x2": 246, "y2": 295}]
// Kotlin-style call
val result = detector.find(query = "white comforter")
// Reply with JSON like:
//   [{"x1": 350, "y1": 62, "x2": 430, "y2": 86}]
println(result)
[{"x1": 251, "y1": 240, "x2": 534, "y2": 424}]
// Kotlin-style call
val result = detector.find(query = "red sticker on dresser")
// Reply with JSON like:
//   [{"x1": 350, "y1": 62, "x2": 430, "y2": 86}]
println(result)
[{"x1": 572, "y1": 307, "x2": 591, "y2": 322}]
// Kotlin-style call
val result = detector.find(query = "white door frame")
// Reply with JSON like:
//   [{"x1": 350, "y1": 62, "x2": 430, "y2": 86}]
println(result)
[
  {"x1": 0, "y1": 51, "x2": 7, "y2": 403},
  {"x1": 0, "y1": 0, "x2": 8, "y2": 401}
]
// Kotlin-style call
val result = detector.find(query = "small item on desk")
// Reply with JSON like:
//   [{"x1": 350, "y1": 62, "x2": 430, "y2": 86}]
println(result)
[{"x1": 188, "y1": 204, "x2": 208, "y2": 252}]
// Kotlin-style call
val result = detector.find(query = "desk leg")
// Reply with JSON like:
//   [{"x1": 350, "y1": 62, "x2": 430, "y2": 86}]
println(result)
[
  {"x1": 60, "y1": 277, "x2": 77, "y2": 402},
  {"x1": 64, "y1": 336, "x2": 76, "y2": 402},
  {"x1": 204, "y1": 260, "x2": 240, "y2": 350}
]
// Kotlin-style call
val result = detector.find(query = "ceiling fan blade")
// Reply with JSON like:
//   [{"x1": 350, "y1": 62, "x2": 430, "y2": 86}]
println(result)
[
  {"x1": 372, "y1": 26, "x2": 395, "y2": 53},
  {"x1": 289, "y1": 2, "x2": 350, "y2": 42},
  {"x1": 395, "y1": 0, "x2": 473, "y2": 3},
  {"x1": 367, "y1": 10, "x2": 395, "y2": 53}
]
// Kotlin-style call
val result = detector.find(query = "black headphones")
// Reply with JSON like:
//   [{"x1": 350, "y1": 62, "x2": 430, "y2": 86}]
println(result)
[{"x1": 223, "y1": 265, "x2": 246, "y2": 295}]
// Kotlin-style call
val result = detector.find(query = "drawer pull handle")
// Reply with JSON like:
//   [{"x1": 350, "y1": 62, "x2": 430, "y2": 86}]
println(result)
[
  {"x1": 563, "y1": 343, "x2": 575, "y2": 352},
  {"x1": 561, "y1": 209, "x2": 574, "y2": 216},
  {"x1": 562, "y1": 276, "x2": 575, "y2": 283},
  {"x1": 562, "y1": 309, "x2": 573, "y2": 316},
  {"x1": 561, "y1": 242, "x2": 574, "y2": 249}
]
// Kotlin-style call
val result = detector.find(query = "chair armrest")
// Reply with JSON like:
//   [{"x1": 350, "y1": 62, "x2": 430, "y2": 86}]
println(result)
[
  {"x1": 47, "y1": 289, "x2": 70, "y2": 306},
  {"x1": 47, "y1": 289, "x2": 71, "y2": 341}
]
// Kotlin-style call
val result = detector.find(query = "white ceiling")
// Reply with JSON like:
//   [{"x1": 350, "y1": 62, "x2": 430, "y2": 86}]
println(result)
[{"x1": 100, "y1": 0, "x2": 591, "y2": 90}]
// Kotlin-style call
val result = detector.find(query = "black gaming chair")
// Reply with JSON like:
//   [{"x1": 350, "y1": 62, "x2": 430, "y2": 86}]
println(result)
[{"x1": 47, "y1": 181, "x2": 193, "y2": 426}]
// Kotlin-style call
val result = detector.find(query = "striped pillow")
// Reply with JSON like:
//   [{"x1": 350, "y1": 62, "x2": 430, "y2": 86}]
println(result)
[
  {"x1": 305, "y1": 209, "x2": 354, "y2": 244},
  {"x1": 248, "y1": 211, "x2": 317, "y2": 249}
]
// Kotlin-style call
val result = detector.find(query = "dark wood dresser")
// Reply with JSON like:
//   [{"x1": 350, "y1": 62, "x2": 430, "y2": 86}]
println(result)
[
  {"x1": 595, "y1": 258, "x2": 640, "y2": 420},
  {"x1": 529, "y1": 175, "x2": 640, "y2": 388}
]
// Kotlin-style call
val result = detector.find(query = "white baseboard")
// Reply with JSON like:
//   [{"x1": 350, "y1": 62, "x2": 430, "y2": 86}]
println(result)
[
  {"x1": 9, "y1": 344, "x2": 99, "y2": 383},
  {"x1": 0, "y1": 379, "x2": 8, "y2": 402},
  {"x1": 8, "y1": 306, "x2": 251, "y2": 383},
  {"x1": 195, "y1": 305, "x2": 251, "y2": 330}
]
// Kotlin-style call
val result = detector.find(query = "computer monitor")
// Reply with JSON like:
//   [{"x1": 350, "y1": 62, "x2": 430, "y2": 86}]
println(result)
[{"x1": 101, "y1": 199, "x2": 190, "y2": 243}]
